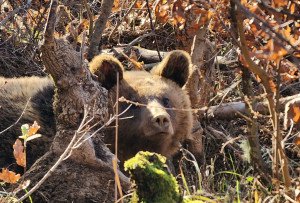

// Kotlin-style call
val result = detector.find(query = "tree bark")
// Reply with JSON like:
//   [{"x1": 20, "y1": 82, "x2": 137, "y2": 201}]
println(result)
[
  {"x1": 87, "y1": 0, "x2": 114, "y2": 61},
  {"x1": 21, "y1": 1, "x2": 129, "y2": 202}
]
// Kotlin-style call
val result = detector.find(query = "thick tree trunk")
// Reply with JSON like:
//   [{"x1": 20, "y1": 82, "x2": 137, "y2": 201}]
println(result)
[{"x1": 21, "y1": 1, "x2": 129, "y2": 202}]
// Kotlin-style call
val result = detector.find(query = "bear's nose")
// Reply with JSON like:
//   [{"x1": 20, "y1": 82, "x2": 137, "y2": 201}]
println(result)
[{"x1": 152, "y1": 114, "x2": 170, "y2": 128}]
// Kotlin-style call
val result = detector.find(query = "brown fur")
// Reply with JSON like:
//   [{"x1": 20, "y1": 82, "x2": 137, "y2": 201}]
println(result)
[
  {"x1": 92, "y1": 51, "x2": 193, "y2": 165},
  {"x1": 0, "y1": 51, "x2": 193, "y2": 173},
  {"x1": 89, "y1": 55, "x2": 124, "y2": 90},
  {"x1": 151, "y1": 50, "x2": 191, "y2": 87},
  {"x1": 0, "y1": 77, "x2": 55, "y2": 172}
]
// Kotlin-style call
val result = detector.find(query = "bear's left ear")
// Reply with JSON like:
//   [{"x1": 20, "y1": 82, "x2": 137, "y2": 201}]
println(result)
[
  {"x1": 151, "y1": 50, "x2": 191, "y2": 87},
  {"x1": 89, "y1": 54, "x2": 124, "y2": 90}
]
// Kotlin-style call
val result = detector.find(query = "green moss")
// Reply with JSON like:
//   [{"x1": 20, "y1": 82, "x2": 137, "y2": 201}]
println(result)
[{"x1": 124, "y1": 151, "x2": 183, "y2": 203}]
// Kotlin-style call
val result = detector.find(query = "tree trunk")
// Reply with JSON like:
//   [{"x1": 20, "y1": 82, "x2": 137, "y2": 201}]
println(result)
[{"x1": 21, "y1": 1, "x2": 129, "y2": 202}]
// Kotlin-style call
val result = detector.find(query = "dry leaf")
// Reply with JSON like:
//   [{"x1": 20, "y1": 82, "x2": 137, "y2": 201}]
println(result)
[
  {"x1": 155, "y1": 3, "x2": 169, "y2": 24},
  {"x1": 28, "y1": 121, "x2": 40, "y2": 136},
  {"x1": 0, "y1": 168, "x2": 20, "y2": 184},
  {"x1": 284, "y1": 98, "x2": 300, "y2": 130},
  {"x1": 274, "y1": 0, "x2": 288, "y2": 7},
  {"x1": 293, "y1": 135, "x2": 300, "y2": 147},
  {"x1": 13, "y1": 139, "x2": 26, "y2": 167}
]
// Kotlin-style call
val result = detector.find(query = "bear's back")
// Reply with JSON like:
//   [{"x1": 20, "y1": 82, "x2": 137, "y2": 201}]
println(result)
[{"x1": 0, "y1": 77, "x2": 55, "y2": 172}]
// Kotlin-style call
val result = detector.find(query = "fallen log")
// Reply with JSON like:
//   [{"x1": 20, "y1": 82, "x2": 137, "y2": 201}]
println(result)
[{"x1": 197, "y1": 94, "x2": 300, "y2": 120}]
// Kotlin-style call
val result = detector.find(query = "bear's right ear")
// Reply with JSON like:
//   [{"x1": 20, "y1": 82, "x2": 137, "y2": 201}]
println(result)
[
  {"x1": 89, "y1": 54, "x2": 124, "y2": 90},
  {"x1": 150, "y1": 50, "x2": 191, "y2": 87}
]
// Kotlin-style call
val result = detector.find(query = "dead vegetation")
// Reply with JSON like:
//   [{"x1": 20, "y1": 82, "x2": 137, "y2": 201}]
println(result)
[{"x1": 0, "y1": 0, "x2": 299, "y2": 202}]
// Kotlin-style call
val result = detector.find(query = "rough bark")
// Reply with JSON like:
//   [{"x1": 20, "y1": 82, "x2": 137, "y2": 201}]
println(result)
[
  {"x1": 241, "y1": 66, "x2": 271, "y2": 183},
  {"x1": 21, "y1": 1, "x2": 129, "y2": 202},
  {"x1": 87, "y1": 0, "x2": 114, "y2": 61}
]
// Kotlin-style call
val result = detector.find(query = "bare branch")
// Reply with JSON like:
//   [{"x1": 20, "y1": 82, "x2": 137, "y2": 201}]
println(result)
[
  {"x1": 43, "y1": 0, "x2": 58, "y2": 46},
  {"x1": 108, "y1": 0, "x2": 138, "y2": 41},
  {"x1": 0, "y1": 0, "x2": 32, "y2": 27},
  {"x1": 145, "y1": 0, "x2": 162, "y2": 61},
  {"x1": 87, "y1": 0, "x2": 114, "y2": 61},
  {"x1": 81, "y1": 0, "x2": 94, "y2": 37},
  {"x1": 233, "y1": 0, "x2": 300, "y2": 56},
  {"x1": 0, "y1": 97, "x2": 31, "y2": 135}
]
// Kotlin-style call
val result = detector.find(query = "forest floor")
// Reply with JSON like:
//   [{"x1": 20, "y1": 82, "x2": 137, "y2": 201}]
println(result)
[{"x1": 0, "y1": 0, "x2": 299, "y2": 202}]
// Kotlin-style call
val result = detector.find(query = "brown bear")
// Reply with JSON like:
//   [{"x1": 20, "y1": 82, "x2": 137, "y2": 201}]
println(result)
[
  {"x1": 90, "y1": 50, "x2": 193, "y2": 165},
  {"x1": 0, "y1": 50, "x2": 193, "y2": 172}
]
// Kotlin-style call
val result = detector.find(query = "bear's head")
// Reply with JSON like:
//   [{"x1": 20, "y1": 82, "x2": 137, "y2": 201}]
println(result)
[{"x1": 89, "y1": 51, "x2": 193, "y2": 163}]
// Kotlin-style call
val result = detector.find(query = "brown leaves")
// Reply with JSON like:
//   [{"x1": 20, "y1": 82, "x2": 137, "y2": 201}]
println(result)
[
  {"x1": 20, "y1": 121, "x2": 41, "y2": 142},
  {"x1": 294, "y1": 135, "x2": 300, "y2": 147},
  {"x1": 253, "y1": 39, "x2": 287, "y2": 62},
  {"x1": 154, "y1": 0, "x2": 186, "y2": 28},
  {"x1": 273, "y1": 0, "x2": 288, "y2": 7},
  {"x1": 12, "y1": 122, "x2": 42, "y2": 168},
  {"x1": 13, "y1": 139, "x2": 26, "y2": 168},
  {"x1": 280, "y1": 60, "x2": 297, "y2": 83},
  {"x1": 28, "y1": 121, "x2": 40, "y2": 137},
  {"x1": 112, "y1": 0, "x2": 121, "y2": 12},
  {"x1": 171, "y1": 0, "x2": 186, "y2": 27},
  {"x1": 0, "y1": 121, "x2": 41, "y2": 188},
  {"x1": 187, "y1": 11, "x2": 213, "y2": 36},
  {"x1": 0, "y1": 168, "x2": 20, "y2": 184},
  {"x1": 284, "y1": 98, "x2": 300, "y2": 147},
  {"x1": 284, "y1": 98, "x2": 300, "y2": 130},
  {"x1": 155, "y1": 2, "x2": 169, "y2": 24}
]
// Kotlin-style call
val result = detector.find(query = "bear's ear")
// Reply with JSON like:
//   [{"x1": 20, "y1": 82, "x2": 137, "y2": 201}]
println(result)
[
  {"x1": 89, "y1": 54, "x2": 124, "y2": 90},
  {"x1": 150, "y1": 50, "x2": 191, "y2": 87}
]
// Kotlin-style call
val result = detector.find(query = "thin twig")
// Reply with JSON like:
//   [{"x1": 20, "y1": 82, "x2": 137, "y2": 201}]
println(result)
[
  {"x1": 220, "y1": 135, "x2": 243, "y2": 154},
  {"x1": 258, "y1": 1, "x2": 300, "y2": 19},
  {"x1": 113, "y1": 48, "x2": 143, "y2": 70},
  {"x1": 0, "y1": 0, "x2": 32, "y2": 26},
  {"x1": 114, "y1": 32, "x2": 154, "y2": 60},
  {"x1": 71, "y1": 104, "x2": 132, "y2": 150},
  {"x1": 145, "y1": 0, "x2": 162, "y2": 61},
  {"x1": 16, "y1": 99, "x2": 132, "y2": 202},
  {"x1": 233, "y1": 0, "x2": 300, "y2": 55},
  {"x1": 235, "y1": 1, "x2": 292, "y2": 189},
  {"x1": 0, "y1": 97, "x2": 31, "y2": 135},
  {"x1": 114, "y1": 71, "x2": 124, "y2": 202},
  {"x1": 81, "y1": 0, "x2": 94, "y2": 36},
  {"x1": 216, "y1": 15, "x2": 240, "y2": 47},
  {"x1": 108, "y1": 0, "x2": 138, "y2": 41},
  {"x1": 80, "y1": 31, "x2": 86, "y2": 68},
  {"x1": 15, "y1": 105, "x2": 90, "y2": 203}
]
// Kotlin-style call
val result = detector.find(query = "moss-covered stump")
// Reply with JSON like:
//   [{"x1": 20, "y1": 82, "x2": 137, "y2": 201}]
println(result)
[{"x1": 124, "y1": 151, "x2": 183, "y2": 203}]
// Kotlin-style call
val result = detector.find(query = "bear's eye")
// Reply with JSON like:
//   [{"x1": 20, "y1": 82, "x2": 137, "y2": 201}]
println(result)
[{"x1": 162, "y1": 98, "x2": 170, "y2": 108}]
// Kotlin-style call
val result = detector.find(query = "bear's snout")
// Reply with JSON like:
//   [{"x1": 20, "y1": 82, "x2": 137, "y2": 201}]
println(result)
[
  {"x1": 152, "y1": 113, "x2": 170, "y2": 130},
  {"x1": 146, "y1": 100, "x2": 174, "y2": 135}
]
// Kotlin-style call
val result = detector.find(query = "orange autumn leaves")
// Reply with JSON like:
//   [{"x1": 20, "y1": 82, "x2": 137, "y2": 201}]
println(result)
[
  {"x1": 154, "y1": 0, "x2": 213, "y2": 35},
  {"x1": 13, "y1": 139, "x2": 25, "y2": 168},
  {"x1": 284, "y1": 98, "x2": 300, "y2": 147},
  {"x1": 0, "y1": 122, "x2": 41, "y2": 184},
  {"x1": 0, "y1": 168, "x2": 21, "y2": 184},
  {"x1": 238, "y1": 1, "x2": 299, "y2": 93}
]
